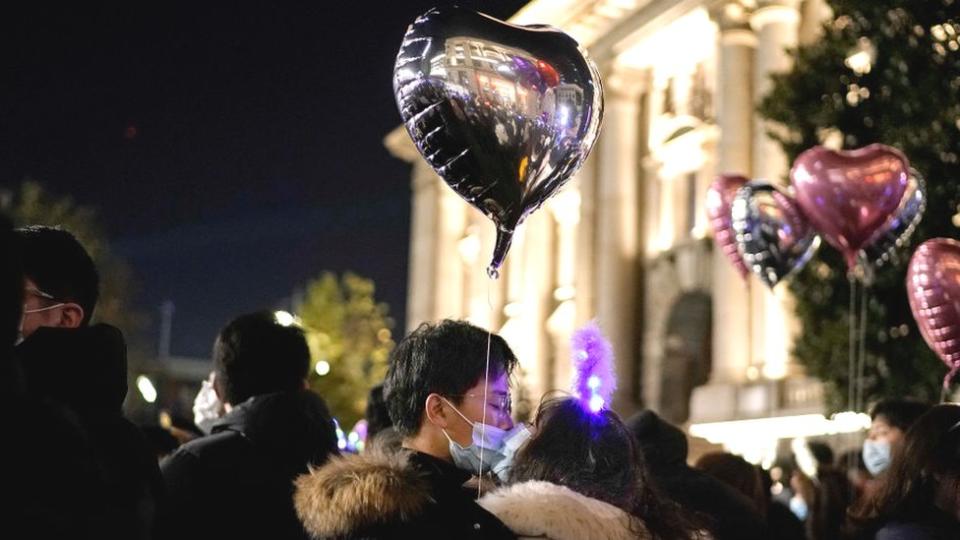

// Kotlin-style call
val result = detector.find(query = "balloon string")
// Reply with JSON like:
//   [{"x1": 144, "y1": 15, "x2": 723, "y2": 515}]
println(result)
[
  {"x1": 478, "y1": 276, "x2": 494, "y2": 498},
  {"x1": 856, "y1": 282, "x2": 869, "y2": 415},
  {"x1": 848, "y1": 274, "x2": 857, "y2": 416}
]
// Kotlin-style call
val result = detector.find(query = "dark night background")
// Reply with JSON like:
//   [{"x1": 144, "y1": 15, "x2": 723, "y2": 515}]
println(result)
[{"x1": 1, "y1": 1, "x2": 525, "y2": 359}]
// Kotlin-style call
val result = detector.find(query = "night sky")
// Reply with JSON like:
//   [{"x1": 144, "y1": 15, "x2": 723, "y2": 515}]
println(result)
[{"x1": 1, "y1": 1, "x2": 526, "y2": 358}]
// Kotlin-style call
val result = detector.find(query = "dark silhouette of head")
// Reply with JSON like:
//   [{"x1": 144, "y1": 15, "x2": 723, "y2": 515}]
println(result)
[
  {"x1": 16, "y1": 225, "x2": 99, "y2": 335},
  {"x1": 213, "y1": 311, "x2": 311, "y2": 405}
]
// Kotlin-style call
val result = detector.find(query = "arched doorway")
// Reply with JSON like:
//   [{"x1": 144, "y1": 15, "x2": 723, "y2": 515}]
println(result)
[{"x1": 660, "y1": 290, "x2": 712, "y2": 423}]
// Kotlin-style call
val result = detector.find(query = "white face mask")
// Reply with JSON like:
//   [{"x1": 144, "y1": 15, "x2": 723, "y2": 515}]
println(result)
[
  {"x1": 15, "y1": 303, "x2": 65, "y2": 346},
  {"x1": 193, "y1": 376, "x2": 223, "y2": 435},
  {"x1": 862, "y1": 439, "x2": 892, "y2": 476},
  {"x1": 439, "y1": 397, "x2": 531, "y2": 480}
]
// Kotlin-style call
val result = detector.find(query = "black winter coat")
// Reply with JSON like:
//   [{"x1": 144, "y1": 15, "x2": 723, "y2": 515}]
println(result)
[
  {"x1": 16, "y1": 324, "x2": 163, "y2": 540},
  {"x1": 159, "y1": 389, "x2": 339, "y2": 540}
]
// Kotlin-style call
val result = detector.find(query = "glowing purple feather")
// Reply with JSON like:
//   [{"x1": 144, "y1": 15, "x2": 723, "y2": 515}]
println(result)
[{"x1": 570, "y1": 321, "x2": 616, "y2": 413}]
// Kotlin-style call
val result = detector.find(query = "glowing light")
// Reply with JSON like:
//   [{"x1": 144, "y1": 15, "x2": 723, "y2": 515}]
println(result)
[
  {"x1": 136, "y1": 375, "x2": 157, "y2": 404},
  {"x1": 587, "y1": 375, "x2": 601, "y2": 390},
  {"x1": 274, "y1": 310, "x2": 296, "y2": 327},
  {"x1": 333, "y1": 419, "x2": 347, "y2": 450},
  {"x1": 588, "y1": 395, "x2": 605, "y2": 412},
  {"x1": 315, "y1": 360, "x2": 331, "y2": 376}
]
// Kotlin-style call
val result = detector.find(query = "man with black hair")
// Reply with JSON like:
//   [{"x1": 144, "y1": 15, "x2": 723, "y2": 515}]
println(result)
[
  {"x1": 0, "y1": 217, "x2": 114, "y2": 538},
  {"x1": 14, "y1": 223, "x2": 162, "y2": 540},
  {"x1": 15, "y1": 225, "x2": 99, "y2": 339},
  {"x1": 294, "y1": 319, "x2": 519, "y2": 539},
  {"x1": 159, "y1": 311, "x2": 340, "y2": 540}
]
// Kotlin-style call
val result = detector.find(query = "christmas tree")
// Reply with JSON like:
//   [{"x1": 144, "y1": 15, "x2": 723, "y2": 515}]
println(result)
[{"x1": 759, "y1": 0, "x2": 960, "y2": 409}]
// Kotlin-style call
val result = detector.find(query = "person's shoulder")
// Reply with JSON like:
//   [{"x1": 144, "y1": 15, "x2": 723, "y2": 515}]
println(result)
[
  {"x1": 479, "y1": 481, "x2": 644, "y2": 540},
  {"x1": 294, "y1": 449, "x2": 434, "y2": 539}
]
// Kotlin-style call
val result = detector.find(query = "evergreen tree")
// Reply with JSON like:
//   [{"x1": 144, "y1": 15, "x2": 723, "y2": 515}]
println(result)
[
  {"x1": 297, "y1": 272, "x2": 394, "y2": 428},
  {"x1": 759, "y1": 1, "x2": 960, "y2": 409}
]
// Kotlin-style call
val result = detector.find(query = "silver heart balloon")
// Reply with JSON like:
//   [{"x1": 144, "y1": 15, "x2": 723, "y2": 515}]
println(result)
[
  {"x1": 732, "y1": 181, "x2": 821, "y2": 288},
  {"x1": 394, "y1": 6, "x2": 603, "y2": 278},
  {"x1": 858, "y1": 169, "x2": 926, "y2": 271}
]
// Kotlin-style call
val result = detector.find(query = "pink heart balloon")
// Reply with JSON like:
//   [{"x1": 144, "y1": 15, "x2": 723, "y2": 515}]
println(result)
[
  {"x1": 706, "y1": 174, "x2": 750, "y2": 280},
  {"x1": 791, "y1": 144, "x2": 910, "y2": 269},
  {"x1": 906, "y1": 238, "x2": 960, "y2": 390}
]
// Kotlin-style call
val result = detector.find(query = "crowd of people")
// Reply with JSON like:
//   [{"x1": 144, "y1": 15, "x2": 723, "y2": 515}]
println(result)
[{"x1": 2, "y1": 218, "x2": 959, "y2": 540}]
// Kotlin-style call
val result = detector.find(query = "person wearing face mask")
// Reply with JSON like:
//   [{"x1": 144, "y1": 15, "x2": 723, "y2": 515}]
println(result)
[
  {"x1": 13, "y1": 225, "x2": 163, "y2": 540},
  {"x1": 848, "y1": 405, "x2": 960, "y2": 540},
  {"x1": 294, "y1": 319, "x2": 521, "y2": 540},
  {"x1": 862, "y1": 399, "x2": 932, "y2": 479}
]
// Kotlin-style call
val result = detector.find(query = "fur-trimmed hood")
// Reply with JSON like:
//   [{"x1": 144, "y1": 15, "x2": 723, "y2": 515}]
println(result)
[
  {"x1": 293, "y1": 449, "x2": 432, "y2": 538},
  {"x1": 478, "y1": 480, "x2": 650, "y2": 540}
]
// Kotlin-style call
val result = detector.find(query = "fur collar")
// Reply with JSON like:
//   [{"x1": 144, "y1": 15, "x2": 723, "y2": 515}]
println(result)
[
  {"x1": 293, "y1": 449, "x2": 432, "y2": 538},
  {"x1": 478, "y1": 480, "x2": 650, "y2": 540}
]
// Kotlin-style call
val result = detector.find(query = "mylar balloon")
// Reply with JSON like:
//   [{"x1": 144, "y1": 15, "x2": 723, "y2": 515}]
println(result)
[
  {"x1": 906, "y1": 238, "x2": 960, "y2": 389},
  {"x1": 394, "y1": 6, "x2": 603, "y2": 278},
  {"x1": 706, "y1": 174, "x2": 751, "y2": 280},
  {"x1": 859, "y1": 169, "x2": 926, "y2": 270},
  {"x1": 732, "y1": 181, "x2": 820, "y2": 289},
  {"x1": 791, "y1": 144, "x2": 910, "y2": 269}
]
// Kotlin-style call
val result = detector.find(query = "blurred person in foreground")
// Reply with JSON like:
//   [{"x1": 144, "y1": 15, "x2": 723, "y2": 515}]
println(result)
[
  {"x1": 479, "y1": 396, "x2": 706, "y2": 540},
  {"x1": 294, "y1": 319, "x2": 522, "y2": 539},
  {"x1": 848, "y1": 404, "x2": 960, "y2": 540},
  {"x1": 159, "y1": 311, "x2": 339, "y2": 540},
  {"x1": 627, "y1": 410, "x2": 765, "y2": 540},
  {"x1": 14, "y1": 224, "x2": 161, "y2": 539}
]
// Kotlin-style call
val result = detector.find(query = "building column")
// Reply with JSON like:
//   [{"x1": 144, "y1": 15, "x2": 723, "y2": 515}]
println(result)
[
  {"x1": 751, "y1": 0, "x2": 800, "y2": 378},
  {"x1": 547, "y1": 189, "x2": 581, "y2": 391},
  {"x1": 595, "y1": 65, "x2": 644, "y2": 415},
  {"x1": 406, "y1": 160, "x2": 442, "y2": 330},
  {"x1": 710, "y1": 1, "x2": 755, "y2": 384},
  {"x1": 435, "y1": 181, "x2": 467, "y2": 320}
]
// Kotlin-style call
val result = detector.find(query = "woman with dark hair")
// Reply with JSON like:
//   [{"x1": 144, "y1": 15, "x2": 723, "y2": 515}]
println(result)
[
  {"x1": 848, "y1": 404, "x2": 960, "y2": 540},
  {"x1": 479, "y1": 397, "x2": 706, "y2": 540}
]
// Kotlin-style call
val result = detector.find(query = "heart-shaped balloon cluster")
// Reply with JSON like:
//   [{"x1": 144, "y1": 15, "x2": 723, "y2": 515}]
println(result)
[
  {"x1": 907, "y1": 238, "x2": 960, "y2": 390},
  {"x1": 394, "y1": 6, "x2": 603, "y2": 278},
  {"x1": 710, "y1": 144, "x2": 924, "y2": 288}
]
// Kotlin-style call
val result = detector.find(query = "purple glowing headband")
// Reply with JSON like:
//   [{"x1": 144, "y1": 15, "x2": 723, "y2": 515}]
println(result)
[{"x1": 571, "y1": 321, "x2": 616, "y2": 413}]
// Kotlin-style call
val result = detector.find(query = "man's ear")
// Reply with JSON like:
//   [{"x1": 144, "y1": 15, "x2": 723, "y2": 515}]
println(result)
[
  {"x1": 423, "y1": 393, "x2": 451, "y2": 429},
  {"x1": 58, "y1": 303, "x2": 85, "y2": 329}
]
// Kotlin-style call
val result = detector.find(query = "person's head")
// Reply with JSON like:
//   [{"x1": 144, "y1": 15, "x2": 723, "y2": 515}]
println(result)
[
  {"x1": 625, "y1": 409, "x2": 689, "y2": 469},
  {"x1": 851, "y1": 404, "x2": 960, "y2": 529},
  {"x1": 212, "y1": 311, "x2": 310, "y2": 406},
  {"x1": 694, "y1": 452, "x2": 766, "y2": 515},
  {"x1": 867, "y1": 399, "x2": 932, "y2": 446},
  {"x1": 16, "y1": 225, "x2": 99, "y2": 338},
  {"x1": 863, "y1": 399, "x2": 932, "y2": 476},
  {"x1": 384, "y1": 319, "x2": 518, "y2": 453},
  {"x1": 511, "y1": 397, "x2": 700, "y2": 540},
  {"x1": 365, "y1": 383, "x2": 392, "y2": 441}
]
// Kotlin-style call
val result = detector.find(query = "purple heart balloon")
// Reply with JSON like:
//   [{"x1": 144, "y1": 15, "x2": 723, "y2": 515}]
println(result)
[
  {"x1": 906, "y1": 238, "x2": 960, "y2": 389},
  {"x1": 791, "y1": 144, "x2": 910, "y2": 269},
  {"x1": 706, "y1": 174, "x2": 751, "y2": 280}
]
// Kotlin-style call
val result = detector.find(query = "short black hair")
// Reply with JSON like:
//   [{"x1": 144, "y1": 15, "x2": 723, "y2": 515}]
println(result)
[
  {"x1": 383, "y1": 319, "x2": 518, "y2": 436},
  {"x1": 16, "y1": 225, "x2": 99, "y2": 324},
  {"x1": 869, "y1": 399, "x2": 932, "y2": 432},
  {"x1": 213, "y1": 311, "x2": 311, "y2": 404}
]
